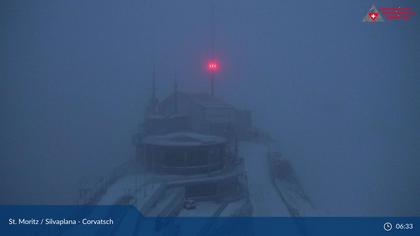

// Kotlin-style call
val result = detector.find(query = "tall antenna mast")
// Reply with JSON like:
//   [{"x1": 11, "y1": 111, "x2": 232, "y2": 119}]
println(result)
[
  {"x1": 211, "y1": 0, "x2": 215, "y2": 59},
  {"x1": 174, "y1": 71, "x2": 178, "y2": 114},
  {"x1": 208, "y1": 0, "x2": 218, "y2": 96}
]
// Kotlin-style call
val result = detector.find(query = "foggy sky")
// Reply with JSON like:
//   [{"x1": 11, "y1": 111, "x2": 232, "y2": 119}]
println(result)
[{"x1": 1, "y1": 0, "x2": 419, "y2": 216}]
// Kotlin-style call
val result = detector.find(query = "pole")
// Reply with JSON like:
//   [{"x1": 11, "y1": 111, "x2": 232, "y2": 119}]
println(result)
[
  {"x1": 174, "y1": 72, "x2": 178, "y2": 113},
  {"x1": 210, "y1": 73, "x2": 215, "y2": 96},
  {"x1": 210, "y1": 0, "x2": 215, "y2": 96}
]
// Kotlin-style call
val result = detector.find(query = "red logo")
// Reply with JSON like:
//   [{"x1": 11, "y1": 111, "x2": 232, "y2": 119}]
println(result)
[{"x1": 364, "y1": 5, "x2": 416, "y2": 23}]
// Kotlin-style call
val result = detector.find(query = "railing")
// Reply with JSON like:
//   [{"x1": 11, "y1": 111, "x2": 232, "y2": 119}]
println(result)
[{"x1": 157, "y1": 162, "x2": 224, "y2": 175}]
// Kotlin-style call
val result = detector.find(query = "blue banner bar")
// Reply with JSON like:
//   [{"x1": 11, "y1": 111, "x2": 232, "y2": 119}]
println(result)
[{"x1": 0, "y1": 206, "x2": 418, "y2": 236}]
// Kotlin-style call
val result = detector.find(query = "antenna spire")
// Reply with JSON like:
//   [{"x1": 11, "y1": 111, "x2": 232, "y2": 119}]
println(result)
[
  {"x1": 209, "y1": 0, "x2": 216, "y2": 96},
  {"x1": 211, "y1": 0, "x2": 215, "y2": 58},
  {"x1": 174, "y1": 71, "x2": 178, "y2": 114}
]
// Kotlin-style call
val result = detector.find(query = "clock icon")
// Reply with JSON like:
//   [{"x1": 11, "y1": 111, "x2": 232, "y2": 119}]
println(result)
[{"x1": 384, "y1": 222, "x2": 393, "y2": 231}]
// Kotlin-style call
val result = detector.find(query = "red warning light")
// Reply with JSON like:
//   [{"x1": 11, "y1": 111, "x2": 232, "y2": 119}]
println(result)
[{"x1": 207, "y1": 61, "x2": 219, "y2": 72}]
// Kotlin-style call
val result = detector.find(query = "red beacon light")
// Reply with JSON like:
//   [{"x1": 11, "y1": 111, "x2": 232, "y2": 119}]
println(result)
[{"x1": 207, "y1": 61, "x2": 219, "y2": 73}]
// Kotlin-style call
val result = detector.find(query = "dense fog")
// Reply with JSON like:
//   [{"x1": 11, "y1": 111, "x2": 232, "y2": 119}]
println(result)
[{"x1": 1, "y1": 0, "x2": 419, "y2": 216}]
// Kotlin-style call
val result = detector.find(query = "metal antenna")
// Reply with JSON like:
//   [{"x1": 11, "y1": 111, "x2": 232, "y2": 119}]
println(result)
[
  {"x1": 174, "y1": 71, "x2": 178, "y2": 114},
  {"x1": 211, "y1": 0, "x2": 215, "y2": 58},
  {"x1": 210, "y1": 0, "x2": 216, "y2": 96}
]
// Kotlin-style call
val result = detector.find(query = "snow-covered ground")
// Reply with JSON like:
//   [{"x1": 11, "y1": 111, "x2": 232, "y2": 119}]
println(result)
[
  {"x1": 219, "y1": 199, "x2": 248, "y2": 217},
  {"x1": 274, "y1": 179, "x2": 320, "y2": 216},
  {"x1": 178, "y1": 201, "x2": 221, "y2": 217},
  {"x1": 240, "y1": 142, "x2": 289, "y2": 216},
  {"x1": 98, "y1": 174, "x2": 161, "y2": 208}
]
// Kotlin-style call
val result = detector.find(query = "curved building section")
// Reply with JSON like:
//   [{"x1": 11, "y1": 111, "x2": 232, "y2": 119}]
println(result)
[
  {"x1": 141, "y1": 132, "x2": 228, "y2": 175},
  {"x1": 138, "y1": 132, "x2": 245, "y2": 202}
]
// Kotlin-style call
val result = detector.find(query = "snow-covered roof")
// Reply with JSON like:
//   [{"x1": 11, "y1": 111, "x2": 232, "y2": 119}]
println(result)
[
  {"x1": 183, "y1": 92, "x2": 233, "y2": 109},
  {"x1": 146, "y1": 114, "x2": 187, "y2": 120},
  {"x1": 160, "y1": 92, "x2": 234, "y2": 109},
  {"x1": 142, "y1": 132, "x2": 226, "y2": 147}
]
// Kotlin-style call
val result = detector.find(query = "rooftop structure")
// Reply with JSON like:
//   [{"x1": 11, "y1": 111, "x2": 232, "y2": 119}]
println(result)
[
  {"x1": 143, "y1": 91, "x2": 252, "y2": 139},
  {"x1": 142, "y1": 132, "x2": 226, "y2": 147}
]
